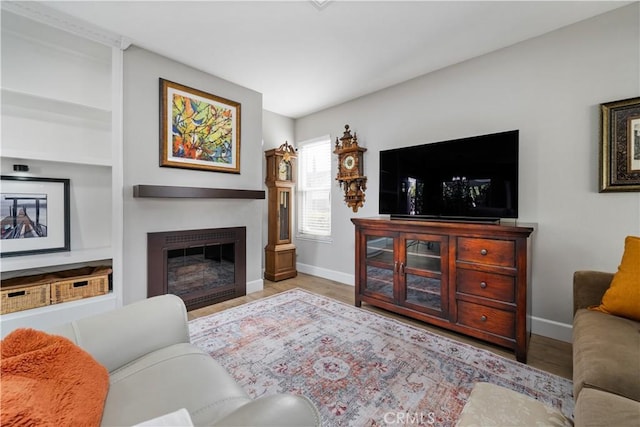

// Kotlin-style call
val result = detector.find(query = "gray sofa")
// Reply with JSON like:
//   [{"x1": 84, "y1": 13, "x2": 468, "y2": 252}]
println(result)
[
  {"x1": 572, "y1": 270, "x2": 640, "y2": 426},
  {"x1": 48, "y1": 294, "x2": 320, "y2": 426}
]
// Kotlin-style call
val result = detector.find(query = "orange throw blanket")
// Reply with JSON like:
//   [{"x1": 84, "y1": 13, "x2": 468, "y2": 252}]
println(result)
[{"x1": 1, "y1": 328, "x2": 109, "y2": 426}]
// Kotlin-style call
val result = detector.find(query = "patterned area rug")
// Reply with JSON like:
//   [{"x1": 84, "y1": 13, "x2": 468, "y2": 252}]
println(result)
[{"x1": 189, "y1": 289, "x2": 573, "y2": 426}]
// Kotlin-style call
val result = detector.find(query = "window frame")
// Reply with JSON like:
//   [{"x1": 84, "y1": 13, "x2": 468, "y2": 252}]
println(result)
[{"x1": 296, "y1": 135, "x2": 333, "y2": 243}]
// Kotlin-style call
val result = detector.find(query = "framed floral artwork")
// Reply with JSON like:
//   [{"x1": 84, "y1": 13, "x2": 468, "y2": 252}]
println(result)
[{"x1": 160, "y1": 79, "x2": 241, "y2": 173}]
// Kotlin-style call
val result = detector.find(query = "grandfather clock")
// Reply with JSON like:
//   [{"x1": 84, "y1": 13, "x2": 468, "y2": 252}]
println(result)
[{"x1": 264, "y1": 142, "x2": 297, "y2": 281}]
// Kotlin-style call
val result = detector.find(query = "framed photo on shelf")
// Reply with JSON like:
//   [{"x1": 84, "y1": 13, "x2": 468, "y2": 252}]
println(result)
[
  {"x1": 0, "y1": 176, "x2": 70, "y2": 257},
  {"x1": 600, "y1": 97, "x2": 640, "y2": 192},
  {"x1": 160, "y1": 78, "x2": 241, "y2": 173}
]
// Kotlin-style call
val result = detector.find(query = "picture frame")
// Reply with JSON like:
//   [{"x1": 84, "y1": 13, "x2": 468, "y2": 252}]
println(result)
[
  {"x1": 0, "y1": 176, "x2": 70, "y2": 257},
  {"x1": 160, "y1": 78, "x2": 241, "y2": 173},
  {"x1": 600, "y1": 97, "x2": 640, "y2": 192}
]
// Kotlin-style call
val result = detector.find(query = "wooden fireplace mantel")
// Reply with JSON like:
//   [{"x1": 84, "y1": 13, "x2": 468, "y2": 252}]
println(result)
[{"x1": 133, "y1": 185, "x2": 265, "y2": 199}]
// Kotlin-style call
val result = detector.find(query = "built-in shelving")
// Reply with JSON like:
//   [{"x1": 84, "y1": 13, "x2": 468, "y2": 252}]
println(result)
[
  {"x1": 0, "y1": 293, "x2": 118, "y2": 336},
  {"x1": 1, "y1": 88, "x2": 112, "y2": 166},
  {"x1": 0, "y1": 4, "x2": 125, "y2": 337},
  {"x1": 2, "y1": 89, "x2": 112, "y2": 122},
  {"x1": 1, "y1": 247, "x2": 112, "y2": 274},
  {"x1": 2, "y1": 152, "x2": 112, "y2": 168}
]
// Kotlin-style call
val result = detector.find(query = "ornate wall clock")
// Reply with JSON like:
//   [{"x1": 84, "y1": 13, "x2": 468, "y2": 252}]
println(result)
[
  {"x1": 264, "y1": 141, "x2": 297, "y2": 281},
  {"x1": 334, "y1": 124, "x2": 367, "y2": 212}
]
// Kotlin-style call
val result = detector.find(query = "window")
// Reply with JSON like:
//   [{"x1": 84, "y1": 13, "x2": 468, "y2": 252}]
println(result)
[{"x1": 297, "y1": 136, "x2": 332, "y2": 240}]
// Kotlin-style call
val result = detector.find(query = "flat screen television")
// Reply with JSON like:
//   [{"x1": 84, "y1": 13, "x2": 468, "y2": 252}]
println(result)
[{"x1": 379, "y1": 130, "x2": 519, "y2": 221}]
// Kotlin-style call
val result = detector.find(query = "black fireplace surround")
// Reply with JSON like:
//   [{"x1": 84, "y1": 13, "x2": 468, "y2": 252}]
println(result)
[{"x1": 147, "y1": 227, "x2": 246, "y2": 311}]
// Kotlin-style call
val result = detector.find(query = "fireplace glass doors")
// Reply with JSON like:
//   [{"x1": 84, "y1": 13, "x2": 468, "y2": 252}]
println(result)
[
  {"x1": 167, "y1": 243, "x2": 235, "y2": 299},
  {"x1": 147, "y1": 227, "x2": 246, "y2": 310}
]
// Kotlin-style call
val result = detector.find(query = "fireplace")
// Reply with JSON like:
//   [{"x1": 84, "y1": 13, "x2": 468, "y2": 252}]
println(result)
[{"x1": 147, "y1": 227, "x2": 246, "y2": 311}]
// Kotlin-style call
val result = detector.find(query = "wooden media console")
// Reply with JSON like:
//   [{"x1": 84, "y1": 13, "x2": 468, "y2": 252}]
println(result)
[{"x1": 352, "y1": 217, "x2": 534, "y2": 363}]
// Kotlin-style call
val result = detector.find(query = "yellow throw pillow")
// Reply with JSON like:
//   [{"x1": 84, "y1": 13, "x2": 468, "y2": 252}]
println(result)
[{"x1": 591, "y1": 235, "x2": 640, "y2": 321}]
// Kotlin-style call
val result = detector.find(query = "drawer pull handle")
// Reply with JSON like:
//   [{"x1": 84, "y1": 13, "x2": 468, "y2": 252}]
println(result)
[
  {"x1": 480, "y1": 249, "x2": 488, "y2": 256},
  {"x1": 480, "y1": 281, "x2": 487, "y2": 289},
  {"x1": 480, "y1": 315, "x2": 487, "y2": 322}
]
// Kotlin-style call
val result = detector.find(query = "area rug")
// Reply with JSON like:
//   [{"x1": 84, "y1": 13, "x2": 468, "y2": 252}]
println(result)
[{"x1": 189, "y1": 289, "x2": 573, "y2": 426}]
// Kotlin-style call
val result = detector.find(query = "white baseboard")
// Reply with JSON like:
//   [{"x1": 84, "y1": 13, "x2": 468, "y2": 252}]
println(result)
[
  {"x1": 246, "y1": 278, "x2": 264, "y2": 294},
  {"x1": 297, "y1": 263, "x2": 354, "y2": 286},
  {"x1": 530, "y1": 316, "x2": 573, "y2": 343},
  {"x1": 294, "y1": 264, "x2": 573, "y2": 343}
]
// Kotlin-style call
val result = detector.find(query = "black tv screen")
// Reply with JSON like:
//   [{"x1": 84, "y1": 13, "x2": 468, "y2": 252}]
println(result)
[{"x1": 379, "y1": 130, "x2": 519, "y2": 220}]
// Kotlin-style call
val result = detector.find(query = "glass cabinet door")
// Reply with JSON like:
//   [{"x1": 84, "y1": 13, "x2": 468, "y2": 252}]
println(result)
[
  {"x1": 400, "y1": 234, "x2": 447, "y2": 316},
  {"x1": 275, "y1": 188, "x2": 292, "y2": 244},
  {"x1": 362, "y1": 233, "x2": 395, "y2": 301},
  {"x1": 278, "y1": 189, "x2": 290, "y2": 242}
]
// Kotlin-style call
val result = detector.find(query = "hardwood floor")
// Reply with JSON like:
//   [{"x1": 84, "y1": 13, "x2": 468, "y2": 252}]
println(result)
[{"x1": 189, "y1": 273, "x2": 573, "y2": 380}]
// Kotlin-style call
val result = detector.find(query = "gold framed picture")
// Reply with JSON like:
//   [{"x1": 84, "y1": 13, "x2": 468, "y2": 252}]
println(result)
[
  {"x1": 600, "y1": 97, "x2": 640, "y2": 192},
  {"x1": 160, "y1": 78, "x2": 241, "y2": 173}
]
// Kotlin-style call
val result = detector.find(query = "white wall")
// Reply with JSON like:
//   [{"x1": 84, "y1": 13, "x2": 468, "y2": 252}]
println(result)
[
  {"x1": 263, "y1": 110, "x2": 295, "y2": 151},
  {"x1": 122, "y1": 46, "x2": 264, "y2": 304},
  {"x1": 279, "y1": 4, "x2": 640, "y2": 341}
]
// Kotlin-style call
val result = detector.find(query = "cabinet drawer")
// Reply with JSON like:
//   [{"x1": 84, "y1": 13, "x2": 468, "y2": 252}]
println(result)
[
  {"x1": 457, "y1": 237, "x2": 515, "y2": 267},
  {"x1": 456, "y1": 269, "x2": 515, "y2": 302},
  {"x1": 457, "y1": 300, "x2": 515, "y2": 339}
]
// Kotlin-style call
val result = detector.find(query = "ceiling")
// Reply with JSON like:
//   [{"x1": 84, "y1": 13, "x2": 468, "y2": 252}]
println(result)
[{"x1": 32, "y1": 1, "x2": 633, "y2": 118}]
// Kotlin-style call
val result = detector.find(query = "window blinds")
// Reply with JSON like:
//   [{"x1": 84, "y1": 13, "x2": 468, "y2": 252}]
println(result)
[{"x1": 297, "y1": 138, "x2": 332, "y2": 237}]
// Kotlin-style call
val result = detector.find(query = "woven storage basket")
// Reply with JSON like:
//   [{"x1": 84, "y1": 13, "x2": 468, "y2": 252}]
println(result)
[
  {"x1": 1, "y1": 282, "x2": 51, "y2": 314},
  {"x1": 50, "y1": 266, "x2": 111, "y2": 304}
]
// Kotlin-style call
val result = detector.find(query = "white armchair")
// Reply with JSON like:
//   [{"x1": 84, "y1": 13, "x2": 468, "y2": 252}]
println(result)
[{"x1": 48, "y1": 294, "x2": 320, "y2": 426}]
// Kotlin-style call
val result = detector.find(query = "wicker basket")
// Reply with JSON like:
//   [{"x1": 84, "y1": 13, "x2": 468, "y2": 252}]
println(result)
[
  {"x1": 1, "y1": 282, "x2": 51, "y2": 314},
  {"x1": 50, "y1": 266, "x2": 112, "y2": 304}
]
